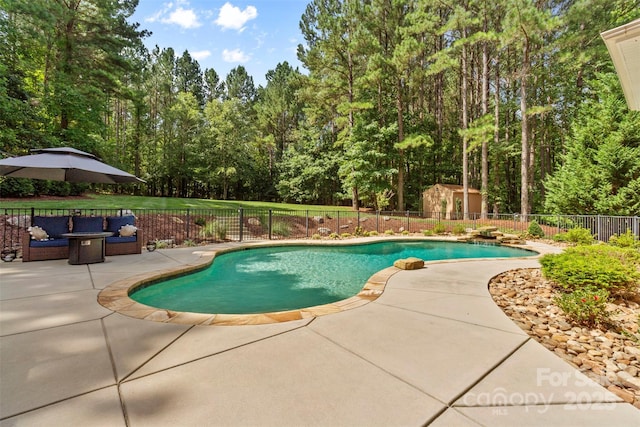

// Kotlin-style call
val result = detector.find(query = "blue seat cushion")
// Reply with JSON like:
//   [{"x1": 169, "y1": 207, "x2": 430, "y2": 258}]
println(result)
[
  {"x1": 72, "y1": 216, "x2": 104, "y2": 233},
  {"x1": 32, "y1": 216, "x2": 70, "y2": 239},
  {"x1": 106, "y1": 216, "x2": 136, "y2": 234},
  {"x1": 106, "y1": 236, "x2": 137, "y2": 244},
  {"x1": 30, "y1": 238, "x2": 69, "y2": 248}
]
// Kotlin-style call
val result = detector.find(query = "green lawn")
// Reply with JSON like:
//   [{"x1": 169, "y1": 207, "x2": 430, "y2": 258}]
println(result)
[{"x1": 0, "y1": 193, "x2": 354, "y2": 212}]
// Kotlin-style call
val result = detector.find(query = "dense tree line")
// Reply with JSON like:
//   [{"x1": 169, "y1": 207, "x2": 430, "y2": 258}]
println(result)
[{"x1": 1, "y1": 0, "x2": 639, "y2": 215}]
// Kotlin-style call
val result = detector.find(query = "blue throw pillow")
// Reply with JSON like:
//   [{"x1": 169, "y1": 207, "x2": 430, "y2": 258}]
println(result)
[
  {"x1": 72, "y1": 216, "x2": 104, "y2": 233},
  {"x1": 32, "y1": 216, "x2": 70, "y2": 239},
  {"x1": 106, "y1": 215, "x2": 136, "y2": 233}
]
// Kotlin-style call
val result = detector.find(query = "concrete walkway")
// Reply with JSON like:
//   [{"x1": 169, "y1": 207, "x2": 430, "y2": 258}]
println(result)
[{"x1": 1, "y1": 241, "x2": 639, "y2": 426}]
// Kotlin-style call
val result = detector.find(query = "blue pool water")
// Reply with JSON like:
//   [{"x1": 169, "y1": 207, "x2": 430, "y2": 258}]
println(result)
[{"x1": 130, "y1": 240, "x2": 534, "y2": 314}]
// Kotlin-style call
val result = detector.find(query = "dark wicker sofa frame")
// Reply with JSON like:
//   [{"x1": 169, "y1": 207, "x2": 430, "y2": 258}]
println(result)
[{"x1": 22, "y1": 215, "x2": 143, "y2": 262}]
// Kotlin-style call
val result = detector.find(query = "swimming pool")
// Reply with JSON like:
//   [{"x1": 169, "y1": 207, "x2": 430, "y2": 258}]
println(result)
[{"x1": 129, "y1": 240, "x2": 534, "y2": 315}]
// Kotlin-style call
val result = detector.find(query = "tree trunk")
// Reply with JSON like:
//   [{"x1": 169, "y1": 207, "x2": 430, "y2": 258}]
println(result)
[
  {"x1": 520, "y1": 35, "x2": 530, "y2": 219},
  {"x1": 480, "y1": 13, "x2": 490, "y2": 219},
  {"x1": 461, "y1": 28, "x2": 469, "y2": 220}
]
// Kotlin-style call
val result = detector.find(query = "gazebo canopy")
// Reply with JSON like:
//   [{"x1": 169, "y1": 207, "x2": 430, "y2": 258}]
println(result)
[{"x1": 601, "y1": 18, "x2": 640, "y2": 111}]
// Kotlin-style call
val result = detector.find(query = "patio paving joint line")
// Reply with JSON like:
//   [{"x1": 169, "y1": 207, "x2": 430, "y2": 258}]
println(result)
[
  {"x1": 449, "y1": 337, "x2": 532, "y2": 407},
  {"x1": 117, "y1": 325, "x2": 196, "y2": 384},
  {"x1": 0, "y1": 385, "x2": 118, "y2": 422},
  {"x1": 119, "y1": 320, "x2": 314, "y2": 383},
  {"x1": 306, "y1": 326, "x2": 445, "y2": 404},
  {"x1": 374, "y1": 300, "x2": 530, "y2": 336}
]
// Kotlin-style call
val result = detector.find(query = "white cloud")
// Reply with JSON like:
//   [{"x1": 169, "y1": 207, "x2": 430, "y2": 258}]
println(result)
[
  {"x1": 215, "y1": 2, "x2": 258, "y2": 32},
  {"x1": 162, "y1": 6, "x2": 201, "y2": 28},
  {"x1": 191, "y1": 50, "x2": 211, "y2": 61},
  {"x1": 222, "y1": 48, "x2": 250, "y2": 63}
]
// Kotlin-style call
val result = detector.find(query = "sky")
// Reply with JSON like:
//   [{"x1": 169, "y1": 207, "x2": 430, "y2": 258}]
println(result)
[{"x1": 129, "y1": 0, "x2": 310, "y2": 87}]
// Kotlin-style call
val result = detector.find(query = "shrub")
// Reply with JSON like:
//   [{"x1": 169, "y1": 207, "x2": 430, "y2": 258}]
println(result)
[
  {"x1": 384, "y1": 229, "x2": 394, "y2": 235},
  {"x1": 354, "y1": 226, "x2": 365, "y2": 236},
  {"x1": 401, "y1": 230, "x2": 410, "y2": 235},
  {"x1": 201, "y1": 221, "x2": 227, "y2": 240},
  {"x1": 311, "y1": 233, "x2": 321, "y2": 240},
  {"x1": 609, "y1": 230, "x2": 639, "y2": 248},
  {"x1": 452, "y1": 224, "x2": 466, "y2": 235},
  {"x1": 540, "y1": 245, "x2": 640, "y2": 296},
  {"x1": 271, "y1": 221, "x2": 291, "y2": 237},
  {"x1": 341, "y1": 232, "x2": 351, "y2": 238},
  {"x1": 553, "y1": 228, "x2": 595, "y2": 245},
  {"x1": 182, "y1": 239, "x2": 197, "y2": 247},
  {"x1": 329, "y1": 232, "x2": 340, "y2": 239},
  {"x1": 422, "y1": 229, "x2": 434, "y2": 236},
  {"x1": 554, "y1": 287, "x2": 611, "y2": 327},
  {"x1": 369, "y1": 230, "x2": 379, "y2": 236},
  {"x1": 433, "y1": 223, "x2": 446, "y2": 234},
  {"x1": 194, "y1": 217, "x2": 206, "y2": 227},
  {"x1": 527, "y1": 220, "x2": 545, "y2": 238}
]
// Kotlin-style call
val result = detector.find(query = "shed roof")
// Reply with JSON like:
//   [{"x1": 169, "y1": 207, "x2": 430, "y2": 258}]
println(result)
[{"x1": 424, "y1": 184, "x2": 481, "y2": 194}]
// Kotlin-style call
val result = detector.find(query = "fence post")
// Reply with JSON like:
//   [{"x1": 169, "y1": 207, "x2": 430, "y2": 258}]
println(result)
[
  {"x1": 238, "y1": 208, "x2": 244, "y2": 242},
  {"x1": 376, "y1": 211, "x2": 380, "y2": 233},
  {"x1": 306, "y1": 210, "x2": 309, "y2": 238},
  {"x1": 406, "y1": 210, "x2": 410, "y2": 232},
  {"x1": 268, "y1": 209, "x2": 273, "y2": 240},
  {"x1": 186, "y1": 208, "x2": 190, "y2": 241},
  {"x1": 337, "y1": 211, "x2": 340, "y2": 232},
  {"x1": 597, "y1": 215, "x2": 601, "y2": 242}
]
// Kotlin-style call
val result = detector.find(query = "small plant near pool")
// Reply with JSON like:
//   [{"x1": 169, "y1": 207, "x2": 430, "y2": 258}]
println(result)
[
  {"x1": 433, "y1": 223, "x2": 446, "y2": 234},
  {"x1": 369, "y1": 230, "x2": 379, "y2": 236},
  {"x1": 311, "y1": 233, "x2": 321, "y2": 240},
  {"x1": 341, "y1": 232, "x2": 351, "y2": 238},
  {"x1": 329, "y1": 232, "x2": 340, "y2": 239},
  {"x1": 422, "y1": 229, "x2": 433, "y2": 236},
  {"x1": 527, "y1": 220, "x2": 545, "y2": 238},
  {"x1": 608, "y1": 230, "x2": 639, "y2": 249},
  {"x1": 271, "y1": 221, "x2": 291, "y2": 237},
  {"x1": 554, "y1": 287, "x2": 611, "y2": 327},
  {"x1": 201, "y1": 220, "x2": 227, "y2": 241},
  {"x1": 553, "y1": 227, "x2": 595, "y2": 245},
  {"x1": 384, "y1": 229, "x2": 394, "y2": 235},
  {"x1": 452, "y1": 224, "x2": 466, "y2": 235}
]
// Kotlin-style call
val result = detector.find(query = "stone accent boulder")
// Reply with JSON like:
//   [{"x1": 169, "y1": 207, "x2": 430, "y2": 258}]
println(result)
[{"x1": 393, "y1": 257, "x2": 424, "y2": 270}]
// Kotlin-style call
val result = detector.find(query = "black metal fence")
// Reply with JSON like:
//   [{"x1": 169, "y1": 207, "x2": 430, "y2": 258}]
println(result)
[{"x1": 2, "y1": 208, "x2": 638, "y2": 258}]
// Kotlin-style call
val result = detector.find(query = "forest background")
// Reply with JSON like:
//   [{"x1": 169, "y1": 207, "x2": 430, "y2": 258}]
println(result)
[{"x1": 1, "y1": 0, "x2": 639, "y2": 217}]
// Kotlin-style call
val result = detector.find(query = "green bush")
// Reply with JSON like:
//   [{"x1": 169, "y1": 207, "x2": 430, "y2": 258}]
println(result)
[
  {"x1": 201, "y1": 220, "x2": 227, "y2": 240},
  {"x1": 609, "y1": 230, "x2": 639, "y2": 248},
  {"x1": 527, "y1": 220, "x2": 545, "y2": 238},
  {"x1": 452, "y1": 224, "x2": 466, "y2": 235},
  {"x1": 271, "y1": 221, "x2": 291, "y2": 237},
  {"x1": 384, "y1": 229, "x2": 394, "y2": 235},
  {"x1": 422, "y1": 229, "x2": 433, "y2": 236},
  {"x1": 540, "y1": 245, "x2": 640, "y2": 296},
  {"x1": 311, "y1": 233, "x2": 321, "y2": 240},
  {"x1": 369, "y1": 231, "x2": 379, "y2": 236},
  {"x1": 433, "y1": 223, "x2": 446, "y2": 234},
  {"x1": 565, "y1": 227, "x2": 595, "y2": 245},
  {"x1": 554, "y1": 287, "x2": 611, "y2": 327}
]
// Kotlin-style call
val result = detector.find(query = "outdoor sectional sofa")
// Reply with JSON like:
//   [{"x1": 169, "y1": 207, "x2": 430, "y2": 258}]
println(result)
[{"x1": 22, "y1": 215, "x2": 143, "y2": 262}]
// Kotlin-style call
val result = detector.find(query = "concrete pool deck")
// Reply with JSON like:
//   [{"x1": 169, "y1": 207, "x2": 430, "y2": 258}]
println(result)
[{"x1": 1, "y1": 240, "x2": 639, "y2": 426}]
